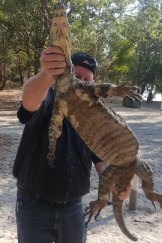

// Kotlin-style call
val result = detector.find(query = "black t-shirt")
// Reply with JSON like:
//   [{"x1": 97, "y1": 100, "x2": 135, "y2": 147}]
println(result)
[{"x1": 13, "y1": 88, "x2": 101, "y2": 203}]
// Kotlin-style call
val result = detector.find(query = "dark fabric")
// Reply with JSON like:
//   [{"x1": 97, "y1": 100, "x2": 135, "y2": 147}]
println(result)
[
  {"x1": 71, "y1": 52, "x2": 97, "y2": 74},
  {"x1": 16, "y1": 189, "x2": 86, "y2": 243},
  {"x1": 73, "y1": 62, "x2": 95, "y2": 74},
  {"x1": 13, "y1": 88, "x2": 101, "y2": 203}
]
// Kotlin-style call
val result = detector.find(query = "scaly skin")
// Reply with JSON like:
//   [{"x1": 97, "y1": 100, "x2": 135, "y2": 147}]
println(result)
[
  {"x1": 135, "y1": 158, "x2": 162, "y2": 208},
  {"x1": 47, "y1": 3, "x2": 141, "y2": 165},
  {"x1": 48, "y1": 3, "x2": 72, "y2": 164},
  {"x1": 85, "y1": 162, "x2": 138, "y2": 241},
  {"x1": 47, "y1": 3, "x2": 162, "y2": 241}
]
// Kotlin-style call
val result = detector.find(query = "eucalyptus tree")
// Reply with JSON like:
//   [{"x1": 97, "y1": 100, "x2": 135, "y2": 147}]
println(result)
[
  {"x1": 1, "y1": 0, "x2": 161, "y2": 94},
  {"x1": 0, "y1": 4, "x2": 13, "y2": 89},
  {"x1": 130, "y1": 0, "x2": 162, "y2": 101},
  {"x1": 0, "y1": 0, "x2": 54, "y2": 80},
  {"x1": 0, "y1": 0, "x2": 136, "y2": 86},
  {"x1": 64, "y1": 0, "x2": 136, "y2": 82}
]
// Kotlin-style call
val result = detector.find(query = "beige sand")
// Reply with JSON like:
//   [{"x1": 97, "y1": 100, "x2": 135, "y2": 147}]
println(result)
[{"x1": 0, "y1": 89, "x2": 162, "y2": 243}]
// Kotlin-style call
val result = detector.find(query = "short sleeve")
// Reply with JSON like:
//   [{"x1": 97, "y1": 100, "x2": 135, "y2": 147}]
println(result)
[
  {"x1": 17, "y1": 87, "x2": 55, "y2": 125},
  {"x1": 17, "y1": 104, "x2": 37, "y2": 124}
]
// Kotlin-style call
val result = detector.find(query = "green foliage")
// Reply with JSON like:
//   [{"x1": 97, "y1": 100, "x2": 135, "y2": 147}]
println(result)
[{"x1": 0, "y1": 0, "x2": 162, "y2": 101}]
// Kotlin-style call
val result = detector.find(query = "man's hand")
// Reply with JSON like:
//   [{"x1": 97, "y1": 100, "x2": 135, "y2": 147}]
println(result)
[
  {"x1": 40, "y1": 45, "x2": 67, "y2": 80},
  {"x1": 110, "y1": 184, "x2": 132, "y2": 201}
]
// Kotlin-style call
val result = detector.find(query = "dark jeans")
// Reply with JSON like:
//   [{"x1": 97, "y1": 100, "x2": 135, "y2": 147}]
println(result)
[{"x1": 16, "y1": 189, "x2": 87, "y2": 243}]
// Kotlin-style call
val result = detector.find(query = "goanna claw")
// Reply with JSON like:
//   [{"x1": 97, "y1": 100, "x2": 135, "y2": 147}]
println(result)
[
  {"x1": 84, "y1": 200, "x2": 107, "y2": 227},
  {"x1": 152, "y1": 201, "x2": 156, "y2": 210}
]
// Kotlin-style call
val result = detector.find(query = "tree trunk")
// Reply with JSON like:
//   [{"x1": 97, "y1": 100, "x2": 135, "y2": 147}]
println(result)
[
  {"x1": 147, "y1": 90, "x2": 153, "y2": 102},
  {"x1": 140, "y1": 83, "x2": 146, "y2": 95},
  {"x1": 18, "y1": 58, "x2": 24, "y2": 85},
  {"x1": 0, "y1": 64, "x2": 7, "y2": 91}
]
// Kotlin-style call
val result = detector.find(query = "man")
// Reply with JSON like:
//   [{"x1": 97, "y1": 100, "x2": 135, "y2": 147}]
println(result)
[{"x1": 13, "y1": 46, "x2": 131, "y2": 243}]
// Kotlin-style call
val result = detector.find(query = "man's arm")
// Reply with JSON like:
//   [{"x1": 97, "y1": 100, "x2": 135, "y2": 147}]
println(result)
[
  {"x1": 22, "y1": 46, "x2": 67, "y2": 112},
  {"x1": 95, "y1": 162, "x2": 131, "y2": 200}
]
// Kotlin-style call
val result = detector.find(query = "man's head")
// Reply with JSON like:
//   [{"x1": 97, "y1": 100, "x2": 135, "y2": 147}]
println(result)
[{"x1": 71, "y1": 52, "x2": 97, "y2": 82}]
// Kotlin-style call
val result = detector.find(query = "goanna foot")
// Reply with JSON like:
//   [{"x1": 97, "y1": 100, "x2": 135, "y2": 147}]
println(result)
[{"x1": 84, "y1": 199, "x2": 107, "y2": 227}]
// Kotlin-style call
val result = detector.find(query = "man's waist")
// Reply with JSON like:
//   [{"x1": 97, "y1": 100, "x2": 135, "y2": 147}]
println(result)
[{"x1": 17, "y1": 182, "x2": 81, "y2": 206}]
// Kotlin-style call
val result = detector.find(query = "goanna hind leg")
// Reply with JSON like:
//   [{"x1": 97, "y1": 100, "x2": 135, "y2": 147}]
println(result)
[
  {"x1": 48, "y1": 98, "x2": 68, "y2": 167},
  {"x1": 135, "y1": 158, "x2": 162, "y2": 208},
  {"x1": 84, "y1": 165, "x2": 114, "y2": 226},
  {"x1": 84, "y1": 162, "x2": 136, "y2": 225}
]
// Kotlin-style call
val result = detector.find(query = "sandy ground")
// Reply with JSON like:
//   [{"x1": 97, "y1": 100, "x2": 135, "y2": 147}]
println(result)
[{"x1": 0, "y1": 89, "x2": 162, "y2": 243}]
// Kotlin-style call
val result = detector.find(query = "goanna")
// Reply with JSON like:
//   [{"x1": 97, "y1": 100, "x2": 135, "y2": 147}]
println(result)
[{"x1": 48, "y1": 2, "x2": 162, "y2": 242}]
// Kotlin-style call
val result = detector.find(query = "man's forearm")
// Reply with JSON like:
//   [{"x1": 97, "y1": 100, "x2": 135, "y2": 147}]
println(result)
[{"x1": 22, "y1": 70, "x2": 54, "y2": 112}]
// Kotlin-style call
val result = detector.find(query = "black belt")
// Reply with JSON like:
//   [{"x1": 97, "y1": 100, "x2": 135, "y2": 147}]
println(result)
[{"x1": 17, "y1": 182, "x2": 77, "y2": 206}]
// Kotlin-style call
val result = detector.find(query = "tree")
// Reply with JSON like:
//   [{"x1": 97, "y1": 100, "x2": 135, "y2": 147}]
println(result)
[
  {"x1": 0, "y1": 0, "x2": 161, "y2": 97},
  {"x1": 1, "y1": 0, "x2": 54, "y2": 78},
  {"x1": 130, "y1": 0, "x2": 162, "y2": 101}
]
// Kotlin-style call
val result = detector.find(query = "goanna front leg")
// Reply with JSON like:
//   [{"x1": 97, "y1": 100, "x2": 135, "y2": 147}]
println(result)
[
  {"x1": 135, "y1": 158, "x2": 162, "y2": 209},
  {"x1": 47, "y1": 98, "x2": 68, "y2": 167},
  {"x1": 94, "y1": 83, "x2": 142, "y2": 103},
  {"x1": 84, "y1": 165, "x2": 117, "y2": 226}
]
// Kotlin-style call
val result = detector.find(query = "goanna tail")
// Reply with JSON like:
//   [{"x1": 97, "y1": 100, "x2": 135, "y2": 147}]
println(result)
[{"x1": 112, "y1": 193, "x2": 138, "y2": 241}]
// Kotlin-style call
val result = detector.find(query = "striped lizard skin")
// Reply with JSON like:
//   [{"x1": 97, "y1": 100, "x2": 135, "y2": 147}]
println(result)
[{"x1": 48, "y1": 2, "x2": 162, "y2": 241}]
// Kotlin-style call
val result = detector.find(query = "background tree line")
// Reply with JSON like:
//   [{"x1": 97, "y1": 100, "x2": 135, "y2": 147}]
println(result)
[{"x1": 0, "y1": 0, "x2": 162, "y2": 101}]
